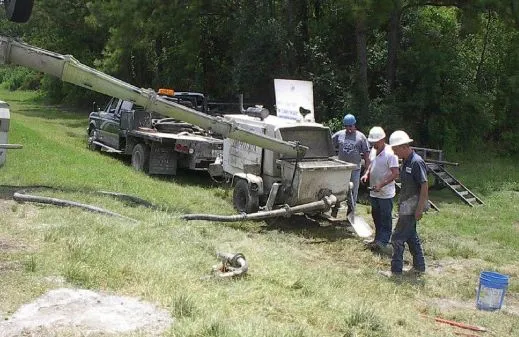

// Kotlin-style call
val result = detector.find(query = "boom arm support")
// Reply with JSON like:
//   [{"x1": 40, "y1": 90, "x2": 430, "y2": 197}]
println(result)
[{"x1": 0, "y1": 36, "x2": 306, "y2": 157}]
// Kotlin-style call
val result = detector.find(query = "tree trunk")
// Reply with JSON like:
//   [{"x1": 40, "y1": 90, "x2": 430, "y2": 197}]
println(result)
[
  {"x1": 387, "y1": 5, "x2": 402, "y2": 92},
  {"x1": 355, "y1": 15, "x2": 370, "y2": 117},
  {"x1": 296, "y1": 0, "x2": 309, "y2": 73},
  {"x1": 286, "y1": 0, "x2": 309, "y2": 75},
  {"x1": 475, "y1": 9, "x2": 492, "y2": 88}
]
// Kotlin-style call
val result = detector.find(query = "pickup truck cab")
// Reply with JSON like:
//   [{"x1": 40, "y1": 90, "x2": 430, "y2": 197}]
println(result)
[{"x1": 87, "y1": 91, "x2": 223, "y2": 175}]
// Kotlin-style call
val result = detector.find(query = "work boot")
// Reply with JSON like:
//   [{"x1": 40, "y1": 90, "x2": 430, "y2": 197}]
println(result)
[
  {"x1": 363, "y1": 239, "x2": 377, "y2": 249},
  {"x1": 375, "y1": 242, "x2": 393, "y2": 256},
  {"x1": 378, "y1": 270, "x2": 402, "y2": 279},
  {"x1": 403, "y1": 267, "x2": 425, "y2": 277}
]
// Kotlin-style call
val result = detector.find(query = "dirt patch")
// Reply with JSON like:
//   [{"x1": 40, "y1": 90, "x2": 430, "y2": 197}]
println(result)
[
  {"x1": 0, "y1": 239, "x2": 17, "y2": 251},
  {"x1": 428, "y1": 298, "x2": 475, "y2": 312},
  {"x1": 428, "y1": 297, "x2": 519, "y2": 316},
  {"x1": 427, "y1": 258, "x2": 488, "y2": 277},
  {"x1": 0, "y1": 236, "x2": 27, "y2": 252},
  {"x1": 0, "y1": 288, "x2": 174, "y2": 336},
  {"x1": 0, "y1": 261, "x2": 22, "y2": 273},
  {"x1": 0, "y1": 199, "x2": 17, "y2": 215}
]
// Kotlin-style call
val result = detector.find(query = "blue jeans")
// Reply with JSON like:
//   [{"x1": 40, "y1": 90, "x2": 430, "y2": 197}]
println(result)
[
  {"x1": 391, "y1": 215, "x2": 425, "y2": 273},
  {"x1": 370, "y1": 197, "x2": 393, "y2": 246}
]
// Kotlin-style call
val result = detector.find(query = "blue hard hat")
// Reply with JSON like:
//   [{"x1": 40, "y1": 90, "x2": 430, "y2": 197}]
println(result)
[{"x1": 343, "y1": 114, "x2": 356, "y2": 126}]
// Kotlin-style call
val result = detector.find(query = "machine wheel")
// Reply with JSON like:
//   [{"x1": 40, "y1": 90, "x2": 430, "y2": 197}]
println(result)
[
  {"x1": 233, "y1": 179, "x2": 259, "y2": 214},
  {"x1": 131, "y1": 143, "x2": 150, "y2": 173},
  {"x1": 87, "y1": 128, "x2": 101, "y2": 151},
  {"x1": 4, "y1": 0, "x2": 34, "y2": 23}
]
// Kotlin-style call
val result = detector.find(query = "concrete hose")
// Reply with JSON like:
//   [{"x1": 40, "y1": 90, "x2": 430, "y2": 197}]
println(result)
[
  {"x1": 182, "y1": 195, "x2": 337, "y2": 222},
  {"x1": 13, "y1": 188, "x2": 137, "y2": 222},
  {"x1": 96, "y1": 191, "x2": 156, "y2": 209}
]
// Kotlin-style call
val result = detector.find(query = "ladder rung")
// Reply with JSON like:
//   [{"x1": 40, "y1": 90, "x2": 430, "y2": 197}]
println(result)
[
  {"x1": 451, "y1": 184, "x2": 461, "y2": 190},
  {"x1": 444, "y1": 178, "x2": 455, "y2": 184},
  {"x1": 459, "y1": 191, "x2": 469, "y2": 196},
  {"x1": 466, "y1": 198, "x2": 476, "y2": 204}
]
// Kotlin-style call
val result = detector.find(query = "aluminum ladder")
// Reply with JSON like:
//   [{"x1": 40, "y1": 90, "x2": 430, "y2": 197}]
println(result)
[{"x1": 426, "y1": 163, "x2": 484, "y2": 207}]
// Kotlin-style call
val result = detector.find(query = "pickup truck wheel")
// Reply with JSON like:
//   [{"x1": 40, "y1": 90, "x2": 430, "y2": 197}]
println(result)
[
  {"x1": 132, "y1": 143, "x2": 150, "y2": 173},
  {"x1": 233, "y1": 179, "x2": 259, "y2": 214},
  {"x1": 87, "y1": 128, "x2": 101, "y2": 151}
]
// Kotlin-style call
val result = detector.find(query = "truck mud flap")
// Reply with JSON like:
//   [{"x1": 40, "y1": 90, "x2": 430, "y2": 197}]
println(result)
[{"x1": 149, "y1": 143, "x2": 177, "y2": 175}]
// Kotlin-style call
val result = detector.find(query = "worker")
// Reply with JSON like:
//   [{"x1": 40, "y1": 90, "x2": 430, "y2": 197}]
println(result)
[
  {"x1": 360, "y1": 126, "x2": 399, "y2": 253},
  {"x1": 380, "y1": 130, "x2": 428, "y2": 277},
  {"x1": 332, "y1": 113, "x2": 370, "y2": 214}
]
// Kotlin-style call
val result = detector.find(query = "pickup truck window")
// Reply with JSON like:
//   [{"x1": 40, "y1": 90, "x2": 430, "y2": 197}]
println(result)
[
  {"x1": 120, "y1": 100, "x2": 133, "y2": 112},
  {"x1": 105, "y1": 98, "x2": 119, "y2": 114}
]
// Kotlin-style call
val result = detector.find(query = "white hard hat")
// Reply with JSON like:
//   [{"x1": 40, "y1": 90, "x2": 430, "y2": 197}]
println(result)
[
  {"x1": 367, "y1": 126, "x2": 386, "y2": 142},
  {"x1": 389, "y1": 130, "x2": 413, "y2": 146}
]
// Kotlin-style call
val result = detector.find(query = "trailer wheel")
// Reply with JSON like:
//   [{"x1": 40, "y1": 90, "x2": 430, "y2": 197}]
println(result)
[
  {"x1": 4, "y1": 0, "x2": 34, "y2": 23},
  {"x1": 233, "y1": 179, "x2": 259, "y2": 213},
  {"x1": 131, "y1": 143, "x2": 150, "y2": 173},
  {"x1": 87, "y1": 128, "x2": 101, "y2": 151}
]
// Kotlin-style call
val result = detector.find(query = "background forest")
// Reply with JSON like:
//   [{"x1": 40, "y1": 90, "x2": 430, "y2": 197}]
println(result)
[{"x1": 1, "y1": 0, "x2": 519, "y2": 155}]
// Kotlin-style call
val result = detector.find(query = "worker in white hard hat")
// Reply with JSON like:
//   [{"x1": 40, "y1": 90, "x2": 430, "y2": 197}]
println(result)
[
  {"x1": 332, "y1": 113, "x2": 370, "y2": 214},
  {"x1": 360, "y1": 126, "x2": 399, "y2": 254},
  {"x1": 380, "y1": 130, "x2": 428, "y2": 278}
]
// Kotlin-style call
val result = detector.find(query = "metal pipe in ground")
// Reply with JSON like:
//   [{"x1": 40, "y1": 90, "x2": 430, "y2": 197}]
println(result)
[
  {"x1": 182, "y1": 195, "x2": 337, "y2": 222},
  {"x1": 0, "y1": 144, "x2": 22, "y2": 149},
  {"x1": 213, "y1": 252, "x2": 248, "y2": 278}
]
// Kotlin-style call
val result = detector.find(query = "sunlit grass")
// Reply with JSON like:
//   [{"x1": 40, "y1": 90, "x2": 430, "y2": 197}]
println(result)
[{"x1": 0, "y1": 89, "x2": 518, "y2": 336}]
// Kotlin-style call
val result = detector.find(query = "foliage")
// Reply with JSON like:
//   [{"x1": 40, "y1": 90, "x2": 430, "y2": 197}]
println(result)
[
  {"x1": 1, "y1": 0, "x2": 519, "y2": 151},
  {"x1": 0, "y1": 66, "x2": 40, "y2": 91}
]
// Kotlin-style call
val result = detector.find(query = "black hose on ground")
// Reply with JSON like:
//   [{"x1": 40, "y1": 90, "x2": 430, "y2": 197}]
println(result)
[
  {"x1": 96, "y1": 191, "x2": 156, "y2": 208},
  {"x1": 13, "y1": 189, "x2": 137, "y2": 222},
  {"x1": 2, "y1": 185, "x2": 156, "y2": 222}
]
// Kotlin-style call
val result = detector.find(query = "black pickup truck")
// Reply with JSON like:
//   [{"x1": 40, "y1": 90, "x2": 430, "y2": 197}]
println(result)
[{"x1": 87, "y1": 91, "x2": 223, "y2": 175}]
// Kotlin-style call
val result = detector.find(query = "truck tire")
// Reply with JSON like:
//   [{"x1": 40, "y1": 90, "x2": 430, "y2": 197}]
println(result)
[
  {"x1": 87, "y1": 128, "x2": 101, "y2": 151},
  {"x1": 4, "y1": 0, "x2": 34, "y2": 23},
  {"x1": 233, "y1": 179, "x2": 259, "y2": 214},
  {"x1": 131, "y1": 143, "x2": 150, "y2": 173}
]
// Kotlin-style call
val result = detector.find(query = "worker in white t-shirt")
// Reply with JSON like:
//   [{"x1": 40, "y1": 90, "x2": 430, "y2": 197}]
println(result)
[{"x1": 360, "y1": 126, "x2": 399, "y2": 253}]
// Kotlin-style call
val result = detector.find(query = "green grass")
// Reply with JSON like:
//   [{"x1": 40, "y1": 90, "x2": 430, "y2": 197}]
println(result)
[{"x1": 0, "y1": 89, "x2": 518, "y2": 336}]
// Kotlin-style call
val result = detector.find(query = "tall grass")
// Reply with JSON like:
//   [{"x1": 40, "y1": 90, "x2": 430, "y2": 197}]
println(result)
[{"x1": 0, "y1": 89, "x2": 518, "y2": 336}]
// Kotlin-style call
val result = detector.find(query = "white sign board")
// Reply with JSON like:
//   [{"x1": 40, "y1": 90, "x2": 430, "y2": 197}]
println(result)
[{"x1": 274, "y1": 79, "x2": 314, "y2": 122}]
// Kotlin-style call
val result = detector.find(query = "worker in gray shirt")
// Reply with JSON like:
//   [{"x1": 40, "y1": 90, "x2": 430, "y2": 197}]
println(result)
[
  {"x1": 380, "y1": 130, "x2": 428, "y2": 278},
  {"x1": 332, "y1": 113, "x2": 370, "y2": 213}
]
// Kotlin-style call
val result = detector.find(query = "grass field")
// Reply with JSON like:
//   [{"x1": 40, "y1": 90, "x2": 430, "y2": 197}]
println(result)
[{"x1": 0, "y1": 89, "x2": 518, "y2": 337}]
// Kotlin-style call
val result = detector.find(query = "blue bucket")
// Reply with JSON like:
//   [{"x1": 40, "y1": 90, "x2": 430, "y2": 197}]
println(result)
[{"x1": 476, "y1": 271, "x2": 509, "y2": 311}]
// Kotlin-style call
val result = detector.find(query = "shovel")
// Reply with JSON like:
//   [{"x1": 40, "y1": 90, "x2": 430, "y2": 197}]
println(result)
[
  {"x1": 346, "y1": 190, "x2": 373, "y2": 238},
  {"x1": 347, "y1": 211, "x2": 373, "y2": 238}
]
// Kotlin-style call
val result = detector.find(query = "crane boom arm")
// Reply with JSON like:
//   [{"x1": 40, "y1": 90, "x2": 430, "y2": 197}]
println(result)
[{"x1": 0, "y1": 36, "x2": 306, "y2": 157}]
